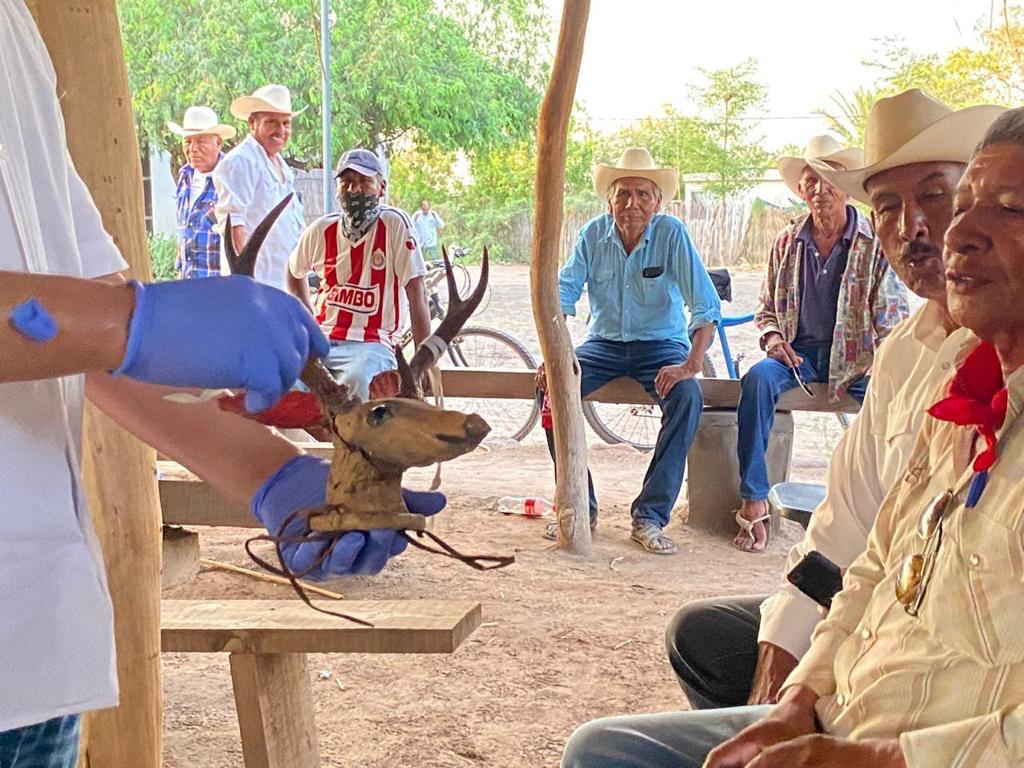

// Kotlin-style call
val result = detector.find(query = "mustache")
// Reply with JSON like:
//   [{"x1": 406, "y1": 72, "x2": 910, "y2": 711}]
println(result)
[{"x1": 898, "y1": 241, "x2": 941, "y2": 262}]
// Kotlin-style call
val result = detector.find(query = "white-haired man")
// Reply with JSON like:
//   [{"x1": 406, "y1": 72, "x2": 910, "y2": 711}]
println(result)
[
  {"x1": 539, "y1": 147, "x2": 721, "y2": 555},
  {"x1": 167, "y1": 106, "x2": 235, "y2": 278},
  {"x1": 214, "y1": 84, "x2": 306, "y2": 288}
]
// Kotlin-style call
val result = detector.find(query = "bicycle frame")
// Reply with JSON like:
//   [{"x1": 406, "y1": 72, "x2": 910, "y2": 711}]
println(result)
[{"x1": 715, "y1": 313, "x2": 755, "y2": 379}]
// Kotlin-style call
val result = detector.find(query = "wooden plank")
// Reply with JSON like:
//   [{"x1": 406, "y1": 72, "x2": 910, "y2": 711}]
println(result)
[
  {"x1": 162, "y1": 599, "x2": 482, "y2": 655},
  {"x1": 159, "y1": 475, "x2": 258, "y2": 528},
  {"x1": 229, "y1": 653, "x2": 319, "y2": 768},
  {"x1": 439, "y1": 368, "x2": 858, "y2": 413}
]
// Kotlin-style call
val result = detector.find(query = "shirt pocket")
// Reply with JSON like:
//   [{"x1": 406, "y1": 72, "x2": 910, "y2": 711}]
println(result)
[
  {"x1": 588, "y1": 267, "x2": 616, "y2": 307},
  {"x1": 636, "y1": 269, "x2": 672, "y2": 307},
  {"x1": 923, "y1": 510, "x2": 1024, "y2": 666}
]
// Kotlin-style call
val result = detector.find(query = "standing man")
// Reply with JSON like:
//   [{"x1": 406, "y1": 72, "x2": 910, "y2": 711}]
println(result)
[
  {"x1": 665, "y1": 91, "x2": 1004, "y2": 711},
  {"x1": 214, "y1": 84, "x2": 306, "y2": 288},
  {"x1": 288, "y1": 148, "x2": 431, "y2": 399},
  {"x1": 733, "y1": 136, "x2": 909, "y2": 553},
  {"x1": 541, "y1": 147, "x2": 721, "y2": 555},
  {"x1": 167, "y1": 106, "x2": 235, "y2": 278},
  {"x1": 412, "y1": 199, "x2": 444, "y2": 260}
]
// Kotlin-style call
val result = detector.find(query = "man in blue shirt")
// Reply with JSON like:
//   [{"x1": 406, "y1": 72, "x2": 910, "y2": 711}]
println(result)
[
  {"x1": 168, "y1": 106, "x2": 235, "y2": 278},
  {"x1": 540, "y1": 148, "x2": 721, "y2": 555}
]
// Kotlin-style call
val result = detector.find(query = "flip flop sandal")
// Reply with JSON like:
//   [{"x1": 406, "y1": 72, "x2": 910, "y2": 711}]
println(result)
[
  {"x1": 630, "y1": 523, "x2": 678, "y2": 555},
  {"x1": 732, "y1": 509, "x2": 772, "y2": 553},
  {"x1": 543, "y1": 518, "x2": 597, "y2": 540}
]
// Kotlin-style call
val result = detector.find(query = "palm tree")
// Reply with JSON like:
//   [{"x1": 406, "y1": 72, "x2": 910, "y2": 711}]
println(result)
[{"x1": 813, "y1": 87, "x2": 890, "y2": 146}]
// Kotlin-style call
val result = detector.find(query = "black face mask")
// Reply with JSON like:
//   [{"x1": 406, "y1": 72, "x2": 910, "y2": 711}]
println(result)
[{"x1": 340, "y1": 192, "x2": 381, "y2": 241}]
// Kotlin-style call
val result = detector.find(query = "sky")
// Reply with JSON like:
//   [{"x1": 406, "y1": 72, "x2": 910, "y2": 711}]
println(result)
[{"x1": 543, "y1": 0, "x2": 999, "y2": 149}]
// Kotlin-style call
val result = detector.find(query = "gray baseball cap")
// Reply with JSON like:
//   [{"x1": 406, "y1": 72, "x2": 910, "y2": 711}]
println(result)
[{"x1": 335, "y1": 148, "x2": 384, "y2": 179}]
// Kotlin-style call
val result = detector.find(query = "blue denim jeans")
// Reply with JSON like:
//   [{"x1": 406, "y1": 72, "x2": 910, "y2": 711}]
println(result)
[
  {"x1": 737, "y1": 345, "x2": 867, "y2": 501},
  {"x1": 545, "y1": 338, "x2": 704, "y2": 528},
  {"x1": 561, "y1": 705, "x2": 771, "y2": 767},
  {"x1": 0, "y1": 715, "x2": 81, "y2": 768}
]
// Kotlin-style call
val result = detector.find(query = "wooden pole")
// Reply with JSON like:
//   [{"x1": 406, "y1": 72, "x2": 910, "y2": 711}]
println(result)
[
  {"x1": 529, "y1": 0, "x2": 592, "y2": 554},
  {"x1": 27, "y1": 3, "x2": 163, "y2": 767}
]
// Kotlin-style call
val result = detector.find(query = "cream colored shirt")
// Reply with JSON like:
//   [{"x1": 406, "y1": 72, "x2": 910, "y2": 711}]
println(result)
[
  {"x1": 786, "y1": 329, "x2": 1024, "y2": 767},
  {"x1": 759, "y1": 302, "x2": 956, "y2": 658}
]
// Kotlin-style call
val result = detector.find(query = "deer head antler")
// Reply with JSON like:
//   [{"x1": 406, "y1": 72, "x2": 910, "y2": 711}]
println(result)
[
  {"x1": 223, "y1": 193, "x2": 296, "y2": 277},
  {"x1": 397, "y1": 245, "x2": 490, "y2": 397}
]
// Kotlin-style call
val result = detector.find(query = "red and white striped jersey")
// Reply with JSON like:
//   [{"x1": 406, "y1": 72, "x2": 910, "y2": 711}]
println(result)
[{"x1": 289, "y1": 206, "x2": 426, "y2": 346}]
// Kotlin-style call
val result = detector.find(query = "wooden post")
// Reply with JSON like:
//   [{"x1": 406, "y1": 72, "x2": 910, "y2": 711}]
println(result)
[
  {"x1": 27, "y1": 4, "x2": 163, "y2": 767},
  {"x1": 529, "y1": 0, "x2": 592, "y2": 553}
]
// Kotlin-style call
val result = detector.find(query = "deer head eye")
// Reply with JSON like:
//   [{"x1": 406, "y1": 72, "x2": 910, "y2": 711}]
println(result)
[{"x1": 367, "y1": 404, "x2": 392, "y2": 426}]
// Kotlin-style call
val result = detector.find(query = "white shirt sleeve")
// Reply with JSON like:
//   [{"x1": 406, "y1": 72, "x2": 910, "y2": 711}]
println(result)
[
  {"x1": 288, "y1": 223, "x2": 319, "y2": 280},
  {"x1": 757, "y1": 344, "x2": 892, "y2": 659},
  {"x1": 213, "y1": 153, "x2": 257, "y2": 227},
  {"x1": 391, "y1": 214, "x2": 427, "y2": 287}
]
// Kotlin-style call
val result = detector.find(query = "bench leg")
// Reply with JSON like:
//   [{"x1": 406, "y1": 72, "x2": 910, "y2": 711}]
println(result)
[{"x1": 229, "y1": 652, "x2": 320, "y2": 768}]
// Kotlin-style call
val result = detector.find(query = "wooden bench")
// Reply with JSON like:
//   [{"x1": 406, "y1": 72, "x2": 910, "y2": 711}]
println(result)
[{"x1": 162, "y1": 599, "x2": 480, "y2": 768}]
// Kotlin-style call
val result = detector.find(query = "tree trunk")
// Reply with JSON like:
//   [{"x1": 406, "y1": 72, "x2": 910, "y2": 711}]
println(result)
[
  {"x1": 27, "y1": 3, "x2": 163, "y2": 767},
  {"x1": 529, "y1": 0, "x2": 591, "y2": 554}
]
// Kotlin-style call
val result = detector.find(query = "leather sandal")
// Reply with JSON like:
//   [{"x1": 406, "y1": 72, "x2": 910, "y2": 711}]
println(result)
[
  {"x1": 732, "y1": 509, "x2": 771, "y2": 553},
  {"x1": 630, "y1": 522, "x2": 678, "y2": 555},
  {"x1": 543, "y1": 518, "x2": 597, "y2": 541}
]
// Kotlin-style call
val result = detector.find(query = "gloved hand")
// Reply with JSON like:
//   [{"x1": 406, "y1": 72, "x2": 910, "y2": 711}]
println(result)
[
  {"x1": 252, "y1": 455, "x2": 445, "y2": 580},
  {"x1": 114, "y1": 276, "x2": 329, "y2": 411}
]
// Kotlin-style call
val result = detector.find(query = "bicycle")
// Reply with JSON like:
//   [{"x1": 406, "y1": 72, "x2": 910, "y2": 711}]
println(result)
[
  {"x1": 397, "y1": 257, "x2": 541, "y2": 442},
  {"x1": 580, "y1": 268, "x2": 753, "y2": 451},
  {"x1": 432, "y1": 245, "x2": 492, "y2": 316}
]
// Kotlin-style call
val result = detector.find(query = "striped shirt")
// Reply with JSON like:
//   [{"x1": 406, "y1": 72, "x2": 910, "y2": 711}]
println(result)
[
  {"x1": 785, "y1": 328, "x2": 1024, "y2": 767},
  {"x1": 174, "y1": 161, "x2": 221, "y2": 278},
  {"x1": 288, "y1": 207, "x2": 425, "y2": 346}
]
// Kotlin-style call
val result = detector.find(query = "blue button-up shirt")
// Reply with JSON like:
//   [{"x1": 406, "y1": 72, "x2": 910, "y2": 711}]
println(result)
[
  {"x1": 175, "y1": 158, "x2": 223, "y2": 278},
  {"x1": 559, "y1": 213, "x2": 721, "y2": 351}
]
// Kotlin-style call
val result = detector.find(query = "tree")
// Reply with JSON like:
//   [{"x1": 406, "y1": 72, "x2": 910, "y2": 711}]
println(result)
[
  {"x1": 119, "y1": 0, "x2": 547, "y2": 163},
  {"x1": 814, "y1": 87, "x2": 892, "y2": 147}
]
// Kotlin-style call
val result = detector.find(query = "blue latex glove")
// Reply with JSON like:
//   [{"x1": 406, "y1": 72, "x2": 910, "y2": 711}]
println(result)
[
  {"x1": 114, "y1": 276, "x2": 329, "y2": 411},
  {"x1": 252, "y1": 455, "x2": 446, "y2": 580}
]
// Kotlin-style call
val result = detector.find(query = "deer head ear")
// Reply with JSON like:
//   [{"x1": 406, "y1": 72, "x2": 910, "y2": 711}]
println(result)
[{"x1": 369, "y1": 370, "x2": 401, "y2": 399}]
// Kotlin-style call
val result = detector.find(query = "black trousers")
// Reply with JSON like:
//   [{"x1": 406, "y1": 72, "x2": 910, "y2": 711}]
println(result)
[{"x1": 665, "y1": 595, "x2": 767, "y2": 710}]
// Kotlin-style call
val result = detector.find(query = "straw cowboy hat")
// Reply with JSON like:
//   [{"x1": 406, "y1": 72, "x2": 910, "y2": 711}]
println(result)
[
  {"x1": 165, "y1": 106, "x2": 236, "y2": 140},
  {"x1": 812, "y1": 89, "x2": 1006, "y2": 204},
  {"x1": 593, "y1": 147, "x2": 679, "y2": 202},
  {"x1": 777, "y1": 135, "x2": 863, "y2": 197},
  {"x1": 230, "y1": 84, "x2": 306, "y2": 120}
]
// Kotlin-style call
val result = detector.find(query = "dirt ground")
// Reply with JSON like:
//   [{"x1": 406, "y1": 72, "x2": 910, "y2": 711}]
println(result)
[{"x1": 161, "y1": 265, "x2": 848, "y2": 767}]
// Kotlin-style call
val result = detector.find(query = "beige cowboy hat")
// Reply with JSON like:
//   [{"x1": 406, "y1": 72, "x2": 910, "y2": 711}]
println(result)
[
  {"x1": 230, "y1": 84, "x2": 307, "y2": 120},
  {"x1": 593, "y1": 147, "x2": 679, "y2": 203},
  {"x1": 166, "y1": 106, "x2": 236, "y2": 140},
  {"x1": 812, "y1": 89, "x2": 1006, "y2": 204},
  {"x1": 777, "y1": 135, "x2": 864, "y2": 197}
]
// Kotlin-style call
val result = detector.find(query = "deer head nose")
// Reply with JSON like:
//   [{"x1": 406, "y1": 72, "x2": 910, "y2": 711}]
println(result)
[{"x1": 463, "y1": 413, "x2": 491, "y2": 443}]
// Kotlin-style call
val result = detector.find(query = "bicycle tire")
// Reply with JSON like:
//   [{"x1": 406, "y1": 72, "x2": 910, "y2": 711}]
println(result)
[
  {"x1": 581, "y1": 352, "x2": 716, "y2": 451},
  {"x1": 438, "y1": 326, "x2": 541, "y2": 442}
]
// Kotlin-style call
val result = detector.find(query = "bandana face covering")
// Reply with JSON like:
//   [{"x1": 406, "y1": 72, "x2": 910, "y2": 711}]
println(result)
[{"x1": 340, "y1": 191, "x2": 381, "y2": 241}]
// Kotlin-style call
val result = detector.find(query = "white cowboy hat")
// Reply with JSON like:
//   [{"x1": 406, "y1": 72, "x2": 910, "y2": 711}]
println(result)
[
  {"x1": 593, "y1": 147, "x2": 679, "y2": 203},
  {"x1": 777, "y1": 135, "x2": 864, "y2": 197},
  {"x1": 230, "y1": 84, "x2": 307, "y2": 120},
  {"x1": 166, "y1": 106, "x2": 236, "y2": 140},
  {"x1": 812, "y1": 89, "x2": 1006, "y2": 204}
]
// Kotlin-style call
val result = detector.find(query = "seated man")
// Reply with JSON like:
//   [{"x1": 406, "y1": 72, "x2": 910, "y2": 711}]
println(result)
[
  {"x1": 562, "y1": 106, "x2": 1024, "y2": 768},
  {"x1": 287, "y1": 148, "x2": 431, "y2": 399},
  {"x1": 666, "y1": 90, "x2": 1004, "y2": 710},
  {"x1": 733, "y1": 135, "x2": 909, "y2": 553},
  {"x1": 541, "y1": 147, "x2": 721, "y2": 555}
]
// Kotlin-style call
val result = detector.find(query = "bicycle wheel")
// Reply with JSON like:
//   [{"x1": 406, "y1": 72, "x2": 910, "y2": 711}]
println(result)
[
  {"x1": 581, "y1": 352, "x2": 716, "y2": 451},
  {"x1": 438, "y1": 326, "x2": 540, "y2": 442}
]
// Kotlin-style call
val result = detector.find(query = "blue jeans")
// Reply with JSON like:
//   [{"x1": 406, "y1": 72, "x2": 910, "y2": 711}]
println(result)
[
  {"x1": 561, "y1": 705, "x2": 771, "y2": 767},
  {"x1": 0, "y1": 715, "x2": 81, "y2": 768},
  {"x1": 545, "y1": 338, "x2": 704, "y2": 528},
  {"x1": 737, "y1": 345, "x2": 867, "y2": 501}
]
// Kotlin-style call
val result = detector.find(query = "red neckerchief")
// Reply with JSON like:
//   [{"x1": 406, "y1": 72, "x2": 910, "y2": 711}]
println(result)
[{"x1": 927, "y1": 341, "x2": 1008, "y2": 472}]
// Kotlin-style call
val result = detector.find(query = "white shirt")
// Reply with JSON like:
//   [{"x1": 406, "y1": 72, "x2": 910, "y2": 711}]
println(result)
[
  {"x1": 289, "y1": 207, "x2": 425, "y2": 347},
  {"x1": 0, "y1": 0, "x2": 127, "y2": 731},
  {"x1": 758, "y1": 301, "x2": 958, "y2": 658},
  {"x1": 213, "y1": 134, "x2": 305, "y2": 289},
  {"x1": 411, "y1": 209, "x2": 443, "y2": 248}
]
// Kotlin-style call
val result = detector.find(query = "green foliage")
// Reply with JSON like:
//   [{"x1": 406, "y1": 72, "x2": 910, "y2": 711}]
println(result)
[
  {"x1": 119, "y1": 0, "x2": 546, "y2": 163},
  {"x1": 149, "y1": 234, "x2": 178, "y2": 281},
  {"x1": 814, "y1": 87, "x2": 892, "y2": 147}
]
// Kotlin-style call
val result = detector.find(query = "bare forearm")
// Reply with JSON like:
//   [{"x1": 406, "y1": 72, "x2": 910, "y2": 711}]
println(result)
[
  {"x1": 231, "y1": 225, "x2": 246, "y2": 255},
  {"x1": 406, "y1": 279, "x2": 431, "y2": 347},
  {"x1": 86, "y1": 373, "x2": 301, "y2": 505},
  {"x1": 687, "y1": 323, "x2": 715, "y2": 369},
  {"x1": 0, "y1": 270, "x2": 135, "y2": 382},
  {"x1": 287, "y1": 271, "x2": 314, "y2": 313}
]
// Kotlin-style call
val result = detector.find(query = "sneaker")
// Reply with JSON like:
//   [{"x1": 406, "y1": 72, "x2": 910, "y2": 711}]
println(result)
[{"x1": 543, "y1": 518, "x2": 598, "y2": 541}]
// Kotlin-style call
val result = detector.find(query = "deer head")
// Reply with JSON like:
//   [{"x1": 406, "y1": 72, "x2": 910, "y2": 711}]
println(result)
[{"x1": 219, "y1": 198, "x2": 491, "y2": 530}]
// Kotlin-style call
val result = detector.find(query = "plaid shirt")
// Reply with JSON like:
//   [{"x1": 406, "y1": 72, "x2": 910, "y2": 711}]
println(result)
[
  {"x1": 175, "y1": 159, "x2": 222, "y2": 278},
  {"x1": 755, "y1": 210, "x2": 910, "y2": 400}
]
